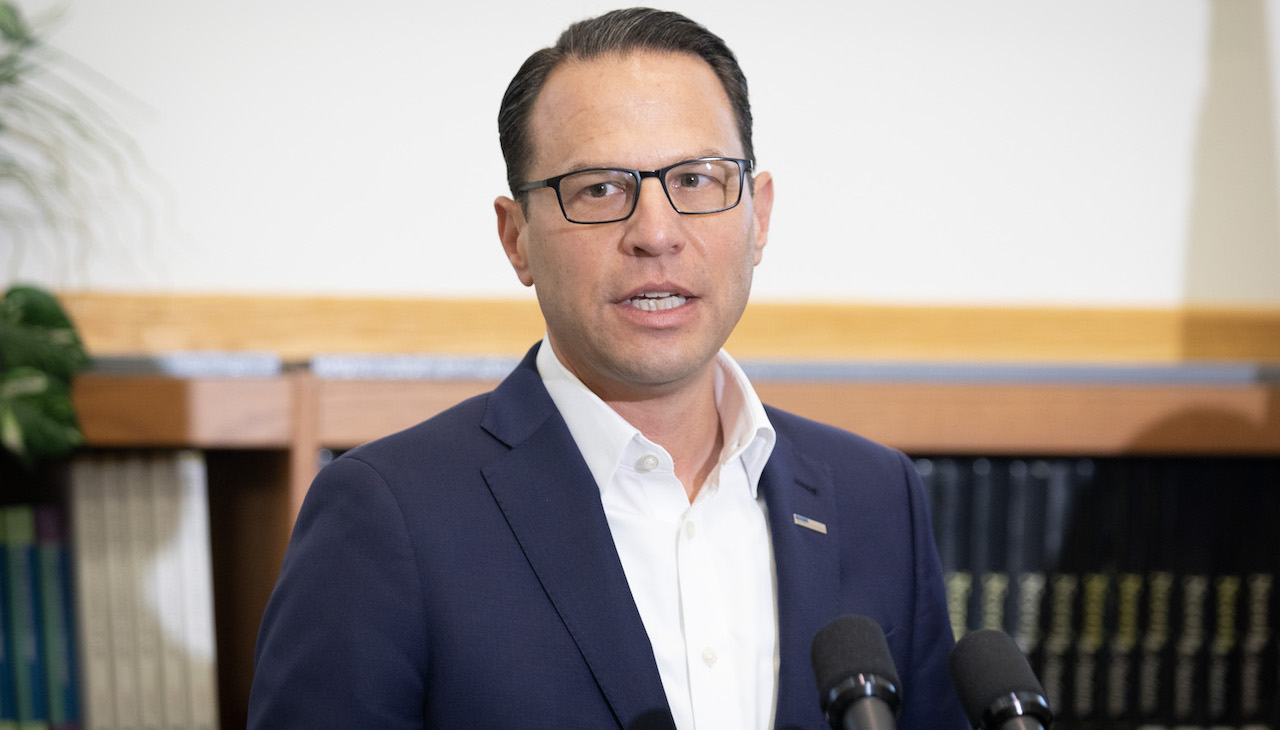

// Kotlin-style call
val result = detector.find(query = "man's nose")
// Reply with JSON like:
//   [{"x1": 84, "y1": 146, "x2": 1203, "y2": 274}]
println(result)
[{"x1": 621, "y1": 177, "x2": 683, "y2": 257}]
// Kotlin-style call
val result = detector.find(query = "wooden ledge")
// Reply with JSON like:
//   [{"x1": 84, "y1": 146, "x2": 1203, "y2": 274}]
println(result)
[{"x1": 59, "y1": 292, "x2": 1280, "y2": 364}]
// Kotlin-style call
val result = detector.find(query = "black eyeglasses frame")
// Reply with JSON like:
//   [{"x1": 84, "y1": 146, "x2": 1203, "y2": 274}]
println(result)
[{"x1": 516, "y1": 156, "x2": 754, "y2": 224}]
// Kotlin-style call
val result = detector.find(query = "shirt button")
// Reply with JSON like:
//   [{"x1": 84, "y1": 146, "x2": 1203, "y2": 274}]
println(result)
[
  {"x1": 684, "y1": 521, "x2": 696, "y2": 539},
  {"x1": 701, "y1": 648, "x2": 718, "y2": 666},
  {"x1": 637, "y1": 453, "x2": 660, "y2": 472}
]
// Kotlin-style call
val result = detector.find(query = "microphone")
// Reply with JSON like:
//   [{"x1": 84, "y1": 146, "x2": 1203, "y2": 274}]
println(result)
[
  {"x1": 810, "y1": 614, "x2": 901, "y2": 730},
  {"x1": 948, "y1": 629, "x2": 1053, "y2": 730}
]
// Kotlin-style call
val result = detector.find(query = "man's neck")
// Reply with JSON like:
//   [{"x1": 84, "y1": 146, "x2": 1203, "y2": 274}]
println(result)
[{"x1": 604, "y1": 374, "x2": 724, "y2": 503}]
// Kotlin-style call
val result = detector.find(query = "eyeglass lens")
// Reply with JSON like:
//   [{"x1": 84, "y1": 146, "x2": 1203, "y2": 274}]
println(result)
[{"x1": 558, "y1": 159, "x2": 743, "y2": 223}]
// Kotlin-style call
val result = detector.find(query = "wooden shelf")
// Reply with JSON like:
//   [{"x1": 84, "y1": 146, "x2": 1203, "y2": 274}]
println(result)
[
  {"x1": 755, "y1": 381, "x2": 1280, "y2": 456},
  {"x1": 66, "y1": 370, "x2": 1280, "y2": 729},
  {"x1": 74, "y1": 374, "x2": 293, "y2": 448},
  {"x1": 309, "y1": 377, "x2": 1280, "y2": 456},
  {"x1": 77, "y1": 372, "x2": 1280, "y2": 457}
]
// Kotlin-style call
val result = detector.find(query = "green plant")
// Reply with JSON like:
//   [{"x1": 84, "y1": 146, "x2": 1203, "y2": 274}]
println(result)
[
  {"x1": 1, "y1": 0, "x2": 147, "y2": 279},
  {"x1": 0, "y1": 283, "x2": 88, "y2": 470}
]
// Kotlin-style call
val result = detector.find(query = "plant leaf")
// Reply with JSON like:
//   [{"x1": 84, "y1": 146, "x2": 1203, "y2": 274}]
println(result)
[
  {"x1": 0, "y1": 365, "x2": 82, "y2": 468},
  {"x1": 0, "y1": 284, "x2": 89, "y2": 378}
]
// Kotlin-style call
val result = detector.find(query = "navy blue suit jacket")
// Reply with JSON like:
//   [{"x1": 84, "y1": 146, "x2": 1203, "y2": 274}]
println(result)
[{"x1": 248, "y1": 344, "x2": 967, "y2": 729}]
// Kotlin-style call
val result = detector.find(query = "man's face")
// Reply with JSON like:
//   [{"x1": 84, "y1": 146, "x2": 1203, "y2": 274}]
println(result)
[{"x1": 495, "y1": 50, "x2": 773, "y2": 400}]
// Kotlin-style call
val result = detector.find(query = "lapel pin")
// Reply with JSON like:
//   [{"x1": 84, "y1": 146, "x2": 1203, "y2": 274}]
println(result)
[{"x1": 793, "y1": 513, "x2": 827, "y2": 534}]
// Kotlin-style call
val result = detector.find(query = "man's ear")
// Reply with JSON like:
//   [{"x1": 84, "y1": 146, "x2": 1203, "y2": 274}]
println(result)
[
  {"x1": 495, "y1": 196, "x2": 534, "y2": 287},
  {"x1": 749, "y1": 171, "x2": 774, "y2": 265}
]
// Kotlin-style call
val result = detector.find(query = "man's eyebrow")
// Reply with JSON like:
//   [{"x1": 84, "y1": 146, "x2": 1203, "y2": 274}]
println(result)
[{"x1": 553, "y1": 151, "x2": 735, "y2": 174}]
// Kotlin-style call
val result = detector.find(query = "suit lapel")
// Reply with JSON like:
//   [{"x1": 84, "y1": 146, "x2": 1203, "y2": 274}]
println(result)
[
  {"x1": 760, "y1": 428, "x2": 840, "y2": 729},
  {"x1": 479, "y1": 347, "x2": 671, "y2": 727}
]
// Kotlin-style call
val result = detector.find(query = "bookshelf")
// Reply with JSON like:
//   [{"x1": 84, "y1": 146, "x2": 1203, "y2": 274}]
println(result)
[
  {"x1": 70, "y1": 367, "x2": 1280, "y2": 729},
  {"x1": 56, "y1": 292, "x2": 1280, "y2": 729}
]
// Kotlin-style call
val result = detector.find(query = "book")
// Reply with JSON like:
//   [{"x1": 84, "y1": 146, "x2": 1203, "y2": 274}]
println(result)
[
  {"x1": 967, "y1": 458, "x2": 1011, "y2": 635},
  {"x1": 1007, "y1": 460, "x2": 1048, "y2": 663},
  {"x1": 929, "y1": 458, "x2": 972, "y2": 641},
  {"x1": 1238, "y1": 460, "x2": 1278, "y2": 728},
  {"x1": 123, "y1": 456, "x2": 164, "y2": 730},
  {"x1": 1104, "y1": 459, "x2": 1152, "y2": 724},
  {"x1": 33, "y1": 506, "x2": 78, "y2": 730},
  {"x1": 1070, "y1": 458, "x2": 1116, "y2": 724},
  {"x1": 172, "y1": 451, "x2": 219, "y2": 730},
  {"x1": 1205, "y1": 461, "x2": 1247, "y2": 728},
  {"x1": 3, "y1": 505, "x2": 49, "y2": 730},
  {"x1": 1170, "y1": 462, "x2": 1213, "y2": 728},
  {"x1": 69, "y1": 456, "x2": 116, "y2": 730},
  {"x1": 147, "y1": 454, "x2": 191, "y2": 729},
  {"x1": 1135, "y1": 460, "x2": 1180, "y2": 727},
  {"x1": 1038, "y1": 459, "x2": 1086, "y2": 720},
  {"x1": 0, "y1": 510, "x2": 18, "y2": 730},
  {"x1": 103, "y1": 455, "x2": 143, "y2": 730},
  {"x1": 69, "y1": 451, "x2": 221, "y2": 730}
]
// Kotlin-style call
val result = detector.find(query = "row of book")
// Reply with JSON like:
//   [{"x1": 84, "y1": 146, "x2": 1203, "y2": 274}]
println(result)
[
  {"x1": 916, "y1": 456, "x2": 1279, "y2": 730},
  {"x1": 2, "y1": 450, "x2": 220, "y2": 730},
  {"x1": 70, "y1": 450, "x2": 220, "y2": 730},
  {"x1": 1, "y1": 504, "x2": 78, "y2": 730}
]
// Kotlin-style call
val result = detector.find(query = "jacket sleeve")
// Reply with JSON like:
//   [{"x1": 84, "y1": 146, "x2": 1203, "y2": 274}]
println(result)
[
  {"x1": 247, "y1": 457, "x2": 428, "y2": 729},
  {"x1": 895, "y1": 450, "x2": 970, "y2": 730}
]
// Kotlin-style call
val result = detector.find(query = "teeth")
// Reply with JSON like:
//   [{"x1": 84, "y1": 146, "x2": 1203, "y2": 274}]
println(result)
[{"x1": 630, "y1": 292, "x2": 687, "y2": 311}]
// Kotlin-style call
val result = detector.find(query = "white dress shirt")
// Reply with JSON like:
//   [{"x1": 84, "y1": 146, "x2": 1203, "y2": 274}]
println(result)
[{"x1": 536, "y1": 338, "x2": 779, "y2": 730}]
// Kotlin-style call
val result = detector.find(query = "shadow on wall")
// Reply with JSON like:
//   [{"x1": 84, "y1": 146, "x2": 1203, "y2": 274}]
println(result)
[
  {"x1": 1184, "y1": 0, "x2": 1280, "y2": 306},
  {"x1": 1124, "y1": 387, "x2": 1280, "y2": 454}
]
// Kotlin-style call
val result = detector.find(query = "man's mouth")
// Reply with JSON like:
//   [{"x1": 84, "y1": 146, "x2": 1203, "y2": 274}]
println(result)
[{"x1": 627, "y1": 292, "x2": 688, "y2": 311}]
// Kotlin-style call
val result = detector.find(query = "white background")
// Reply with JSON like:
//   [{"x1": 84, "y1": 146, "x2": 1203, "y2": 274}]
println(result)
[{"x1": 6, "y1": 0, "x2": 1280, "y2": 307}]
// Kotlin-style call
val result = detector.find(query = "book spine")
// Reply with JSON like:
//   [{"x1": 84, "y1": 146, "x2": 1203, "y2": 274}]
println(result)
[
  {"x1": 1238, "y1": 572, "x2": 1273, "y2": 723},
  {"x1": 1170, "y1": 463, "x2": 1212, "y2": 728},
  {"x1": 34, "y1": 506, "x2": 78, "y2": 729},
  {"x1": 174, "y1": 451, "x2": 219, "y2": 730},
  {"x1": 148, "y1": 454, "x2": 190, "y2": 729},
  {"x1": 1138, "y1": 568, "x2": 1176, "y2": 724},
  {"x1": 103, "y1": 456, "x2": 141, "y2": 730},
  {"x1": 3, "y1": 505, "x2": 50, "y2": 730},
  {"x1": 1136, "y1": 460, "x2": 1179, "y2": 727},
  {"x1": 1238, "y1": 461, "x2": 1278, "y2": 727},
  {"x1": 1105, "y1": 460, "x2": 1149, "y2": 724},
  {"x1": 0, "y1": 511, "x2": 18, "y2": 730},
  {"x1": 124, "y1": 458, "x2": 162, "y2": 730},
  {"x1": 1038, "y1": 459, "x2": 1084, "y2": 720},
  {"x1": 70, "y1": 455, "x2": 116, "y2": 730},
  {"x1": 1073, "y1": 569, "x2": 1109, "y2": 722},
  {"x1": 972, "y1": 459, "x2": 1011, "y2": 634},
  {"x1": 1205, "y1": 461, "x2": 1248, "y2": 728},
  {"x1": 1107, "y1": 570, "x2": 1144, "y2": 721},
  {"x1": 1011, "y1": 461, "x2": 1049, "y2": 673},
  {"x1": 932, "y1": 459, "x2": 972, "y2": 641}
]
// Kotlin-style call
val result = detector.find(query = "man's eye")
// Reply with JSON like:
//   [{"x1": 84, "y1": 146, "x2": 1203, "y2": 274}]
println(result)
[
  {"x1": 585, "y1": 182, "x2": 620, "y2": 198},
  {"x1": 674, "y1": 173, "x2": 706, "y2": 189}
]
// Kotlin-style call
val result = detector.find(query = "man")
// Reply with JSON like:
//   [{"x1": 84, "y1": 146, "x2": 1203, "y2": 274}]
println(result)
[{"x1": 248, "y1": 8, "x2": 966, "y2": 729}]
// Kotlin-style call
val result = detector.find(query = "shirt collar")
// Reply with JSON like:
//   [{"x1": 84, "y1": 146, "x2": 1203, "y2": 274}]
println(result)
[{"x1": 536, "y1": 336, "x2": 776, "y2": 497}]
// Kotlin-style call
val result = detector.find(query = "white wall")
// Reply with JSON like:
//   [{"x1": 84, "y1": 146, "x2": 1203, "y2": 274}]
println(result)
[{"x1": 5, "y1": 0, "x2": 1280, "y2": 306}]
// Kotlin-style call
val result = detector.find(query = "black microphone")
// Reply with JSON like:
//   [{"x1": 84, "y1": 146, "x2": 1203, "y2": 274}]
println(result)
[
  {"x1": 948, "y1": 629, "x2": 1053, "y2": 730},
  {"x1": 810, "y1": 614, "x2": 901, "y2": 730}
]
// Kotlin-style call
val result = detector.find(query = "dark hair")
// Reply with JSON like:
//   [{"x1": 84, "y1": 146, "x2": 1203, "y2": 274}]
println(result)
[{"x1": 497, "y1": 7, "x2": 753, "y2": 196}]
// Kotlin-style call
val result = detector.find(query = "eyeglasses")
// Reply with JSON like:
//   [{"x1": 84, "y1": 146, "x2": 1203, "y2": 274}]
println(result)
[{"x1": 517, "y1": 157, "x2": 753, "y2": 224}]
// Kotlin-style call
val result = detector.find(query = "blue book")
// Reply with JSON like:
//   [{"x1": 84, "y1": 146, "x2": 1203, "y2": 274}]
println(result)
[
  {"x1": 34, "y1": 507, "x2": 78, "y2": 730},
  {"x1": 3, "y1": 506, "x2": 48, "y2": 730},
  {"x1": 0, "y1": 512, "x2": 17, "y2": 730}
]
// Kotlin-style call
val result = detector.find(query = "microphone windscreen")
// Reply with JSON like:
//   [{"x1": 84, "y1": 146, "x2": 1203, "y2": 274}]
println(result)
[
  {"x1": 948, "y1": 628, "x2": 1046, "y2": 725},
  {"x1": 810, "y1": 614, "x2": 900, "y2": 702}
]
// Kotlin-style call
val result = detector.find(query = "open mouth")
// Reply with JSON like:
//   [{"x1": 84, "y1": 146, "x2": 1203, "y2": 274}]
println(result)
[{"x1": 627, "y1": 292, "x2": 688, "y2": 311}]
